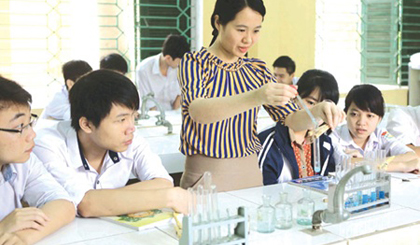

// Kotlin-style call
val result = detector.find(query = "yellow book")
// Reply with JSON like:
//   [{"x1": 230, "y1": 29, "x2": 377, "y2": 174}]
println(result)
[{"x1": 100, "y1": 209, "x2": 182, "y2": 231}]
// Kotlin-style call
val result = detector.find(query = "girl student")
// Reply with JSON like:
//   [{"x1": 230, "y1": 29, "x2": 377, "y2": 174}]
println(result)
[
  {"x1": 258, "y1": 69, "x2": 340, "y2": 185},
  {"x1": 177, "y1": 0, "x2": 344, "y2": 191},
  {"x1": 330, "y1": 84, "x2": 420, "y2": 173}
]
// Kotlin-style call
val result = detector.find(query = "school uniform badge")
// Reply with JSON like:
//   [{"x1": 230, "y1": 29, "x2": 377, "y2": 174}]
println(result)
[{"x1": 381, "y1": 131, "x2": 394, "y2": 139}]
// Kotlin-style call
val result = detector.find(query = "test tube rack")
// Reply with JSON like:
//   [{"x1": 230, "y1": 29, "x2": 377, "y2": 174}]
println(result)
[
  {"x1": 328, "y1": 172, "x2": 391, "y2": 217},
  {"x1": 179, "y1": 206, "x2": 248, "y2": 245}
]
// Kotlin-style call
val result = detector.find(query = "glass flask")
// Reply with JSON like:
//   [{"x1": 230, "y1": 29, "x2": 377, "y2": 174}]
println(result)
[
  {"x1": 296, "y1": 189, "x2": 315, "y2": 225},
  {"x1": 257, "y1": 194, "x2": 276, "y2": 233},
  {"x1": 275, "y1": 192, "x2": 293, "y2": 229}
]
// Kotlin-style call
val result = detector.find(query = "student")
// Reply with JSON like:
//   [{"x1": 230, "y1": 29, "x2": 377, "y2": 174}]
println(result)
[
  {"x1": 41, "y1": 60, "x2": 92, "y2": 120},
  {"x1": 100, "y1": 53, "x2": 128, "y2": 75},
  {"x1": 0, "y1": 76, "x2": 75, "y2": 245},
  {"x1": 272, "y1": 55, "x2": 298, "y2": 85},
  {"x1": 33, "y1": 70, "x2": 188, "y2": 217},
  {"x1": 330, "y1": 84, "x2": 420, "y2": 173},
  {"x1": 258, "y1": 69, "x2": 338, "y2": 185},
  {"x1": 386, "y1": 106, "x2": 420, "y2": 157},
  {"x1": 178, "y1": 0, "x2": 344, "y2": 191},
  {"x1": 136, "y1": 34, "x2": 190, "y2": 111}
]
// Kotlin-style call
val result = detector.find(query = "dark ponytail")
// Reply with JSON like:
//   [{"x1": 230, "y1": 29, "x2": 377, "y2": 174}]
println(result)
[{"x1": 209, "y1": 0, "x2": 266, "y2": 46}]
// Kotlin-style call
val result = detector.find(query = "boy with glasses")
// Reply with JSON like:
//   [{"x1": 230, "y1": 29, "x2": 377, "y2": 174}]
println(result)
[{"x1": 0, "y1": 76, "x2": 75, "y2": 245}]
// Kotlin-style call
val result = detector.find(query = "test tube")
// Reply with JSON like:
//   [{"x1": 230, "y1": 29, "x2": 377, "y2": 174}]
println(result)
[
  {"x1": 197, "y1": 185, "x2": 204, "y2": 243},
  {"x1": 335, "y1": 160, "x2": 342, "y2": 182},
  {"x1": 296, "y1": 95, "x2": 321, "y2": 173},
  {"x1": 210, "y1": 185, "x2": 221, "y2": 243},
  {"x1": 313, "y1": 137, "x2": 321, "y2": 173},
  {"x1": 203, "y1": 171, "x2": 212, "y2": 190}
]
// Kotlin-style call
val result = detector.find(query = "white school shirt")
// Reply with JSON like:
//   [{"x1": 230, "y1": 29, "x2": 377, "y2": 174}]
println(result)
[
  {"x1": 136, "y1": 53, "x2": 181, "y2": 110},
  {"x1": 330, "y1": 124, "x2": 413, "y2": 164},
  {"x1": 33, "y1": 121, "x2": 173, "y2": 206},
  {"x1": 386, "y1": 106, "x2": 420, "y2": 146},
  {"x1": 0, "y1": 154, "x2": 73, "y2": 220},
  {"x1": 40, "y1": 86, "x2": 70, "y2": 120}
]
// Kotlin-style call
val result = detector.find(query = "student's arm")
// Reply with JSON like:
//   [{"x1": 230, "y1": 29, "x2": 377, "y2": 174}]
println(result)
[
  {"x1": 13, "y1": 200, "x2": 75, "y2": 245},
  {"x1": 407, "y1": 144, "x2": 420, "y2": 158},
  {"x1": 0, "y1": 207, "x2": 49, "y2": 233},
  {"x1": 77, "y1": 187, "x2": 188, "y2": 218},
  {"x1": 123, "y1": 178, "x2": 173, "y2": 190},
  {"x1": 0, "y1": 232, "x2": 25, "y2": 245},
  {"x1": 387, "y1": 152, "x2": 420, "y2": 173},
  {"x1": 172, "y1": 95, "x2": 181, "y2": 110}
]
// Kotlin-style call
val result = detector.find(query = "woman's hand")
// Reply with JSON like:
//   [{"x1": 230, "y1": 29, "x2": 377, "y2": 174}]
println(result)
[
  {"x1": 0, "y1": 208, "x2": 50, "y2": 233},
  {"x1": 256, "y1": 83, "x2": 297, "y2": 106},
  {"x1": 310, "y1": 101, "x2": 345, "y2": 130}
]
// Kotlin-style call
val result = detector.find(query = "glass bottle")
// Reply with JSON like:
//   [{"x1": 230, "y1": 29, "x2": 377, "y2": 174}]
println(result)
[
  {"x1": 275, "y1": 192, "x2": 293, "y2": 229},
  {"x1": 257, "y1": 195, "x2": 275, "y2": 233},
  {"x1": 296, "y1": 189, "x2": 315, "y2": 226}
]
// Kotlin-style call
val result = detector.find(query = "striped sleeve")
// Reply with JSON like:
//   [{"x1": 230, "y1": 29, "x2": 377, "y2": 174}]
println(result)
[
  {"x1": 250, "y1": 59, "x2": 299, "y2": 123},
  {"x1": 178, "y1": 52, "x2": 207, "y2": 106}
]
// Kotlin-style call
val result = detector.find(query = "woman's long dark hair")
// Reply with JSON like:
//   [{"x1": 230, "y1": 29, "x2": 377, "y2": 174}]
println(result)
[{"x1": 209, "y1": 0, "x2": 266, "y2": 46}]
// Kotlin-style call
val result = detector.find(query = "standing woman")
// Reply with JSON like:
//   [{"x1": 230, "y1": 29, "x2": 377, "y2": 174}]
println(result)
[{"x1": 178, "y1": 0, "x2": 343, "y2": 191}]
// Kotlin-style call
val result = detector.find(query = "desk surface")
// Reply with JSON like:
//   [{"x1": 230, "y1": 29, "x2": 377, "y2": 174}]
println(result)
[{"x1": 36, "y1": 175, "x2": 420, "y2": 245}]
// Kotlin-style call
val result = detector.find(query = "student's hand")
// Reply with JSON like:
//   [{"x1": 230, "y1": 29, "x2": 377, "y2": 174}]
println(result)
[
  {"x1": 0, "y1": 232, "x2": 26, "y2": 245},
  {"x1": 0, "y1": 208, "x2": 50, "y2": 233},
  {"x1": 169, "y1": 187, "x2": 190, "y2": 215},
  {"x1": 256, "y1": 83, "x2": 298, "y2": 106},
  {"x1": 310, "y1": 101, "x2": 345, "y2": 130},
  {"x1": 402, "y1": 158, "x2": 420, "y2": 174},
  {"x1": 344, "y1": 149, "x2": 363, "y2": 158}
]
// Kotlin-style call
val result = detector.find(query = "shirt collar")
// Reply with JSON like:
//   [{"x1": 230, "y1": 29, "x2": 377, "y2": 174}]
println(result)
[
  {"x1": 76, "y1": 136, "x2": 120, "y2": 171},
  {"x1": 338, "y1": 124, "x2": 379, "y2": 149},
  {"x1": 288, "y1": 128, "x2": 309, "y2": 147},
  {"x1": 61, "y1": 121, "x2": 121, "y2": 171},
  {"x1": 1, "y1": 164, "x2": 17, "y2": 184},
  {"x1": 152, "y1": 53, "x2": 163, "y2": 75}
]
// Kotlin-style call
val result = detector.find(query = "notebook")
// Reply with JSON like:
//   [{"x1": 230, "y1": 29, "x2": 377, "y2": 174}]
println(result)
[
  {"x1": 289, "y1": 175, "x2": 332, "y2": 194},
  {"x1": 100, "y1": 208, "x2": 181, "y2": 231}
]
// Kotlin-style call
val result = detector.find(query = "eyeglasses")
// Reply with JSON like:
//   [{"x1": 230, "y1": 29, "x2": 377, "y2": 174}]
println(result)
[{"x1": 0, "y1": 114, "x2": 38, "y2": 135}]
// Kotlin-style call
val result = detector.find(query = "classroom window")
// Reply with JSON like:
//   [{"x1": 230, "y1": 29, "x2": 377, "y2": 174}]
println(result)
[
  {"x1": 316, "y1": 0, "x2": 420, "y2": 89},
  {"x1": 0, "y1": 0, "x2": 134, "y2": 108},
  {"x1": 133, "y1": 0, "x2": 191, "y2": 67}
]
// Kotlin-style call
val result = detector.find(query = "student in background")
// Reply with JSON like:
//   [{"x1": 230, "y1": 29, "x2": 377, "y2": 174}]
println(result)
[
  {"x1": 0, "y1": 76, "x2": 75, "y2": 245},
  {"x1": 330, "y1": 84, "x2": 420, "y2": 173},
  {"x1": 41, "y1": 60, "x2": 92, "y2": 120},
  {"x1": 100, "y1": 53, "x2": 128, "y2": 75},
  {"x1": 258, "y1": 69, "x2": 339, "y2": 185},
  {"x1": 33, "y1": 70, "x2": 188, "y2": 217},
  {"x1": 136, "y1": 34, "x2": 190, "y2": 111},
  {"x1": 178, "y1": 0, "x2": 344, "y2": 191},
  {"x1": 386, "y1": 106, "x2": 420, "y2": 157},
  {"x1": 272, "y1": 55, "x2": 298, "y2": 85}
]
